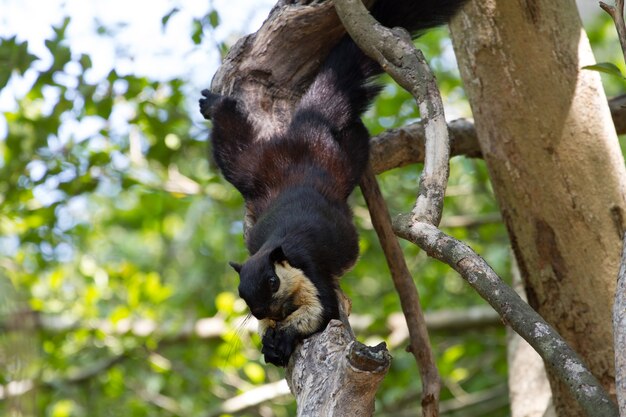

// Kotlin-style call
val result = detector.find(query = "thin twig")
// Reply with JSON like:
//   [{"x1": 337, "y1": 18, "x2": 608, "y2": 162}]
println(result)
[
  {"x1": 393, "y1": 218, "x2": 619, "y2": 417},
  {"x1": 359, "y1": 167, "x2": 441, "y2": 414},
  {"x1": 600, "y1": 0, "x2": 626, "y2": 61}
]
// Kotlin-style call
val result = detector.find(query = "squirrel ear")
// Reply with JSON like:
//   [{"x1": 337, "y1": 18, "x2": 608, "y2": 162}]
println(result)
[
  {"x1": 269, "y1": 246, "x2": 286, "y2": 264},
  {"x1": 228, "y1": 261, "x2": 242, "y2": 273}
]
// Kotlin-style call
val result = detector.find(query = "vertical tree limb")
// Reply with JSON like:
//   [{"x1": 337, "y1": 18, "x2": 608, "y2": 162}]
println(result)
[
  {"x1": 615, "y1": 234, "x2": 626, "y2": 416},
  {"x1": 359, "y1": 167, "x2": 441, "y2": 415}
]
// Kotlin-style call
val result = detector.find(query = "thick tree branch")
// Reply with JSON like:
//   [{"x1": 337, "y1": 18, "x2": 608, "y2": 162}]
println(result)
[
  {"x1": 369, "y1": 93, "x2": 626, "y2": 174},
  {"x1": 286, "y1": 320, "x2": 391, "y2": 417},
  {"x1": 210, "y1": 1, "x2": 344, "y2": 139},
  {"x1": 370, "y1": 118, "x2": 479, "y2": 174},
  {"x1": 393, "y1": 219, "x2": 619, "y2": 417}
]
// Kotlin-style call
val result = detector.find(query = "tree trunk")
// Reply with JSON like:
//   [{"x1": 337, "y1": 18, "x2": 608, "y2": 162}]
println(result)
[{"x1": 450, "y1": 1, "x2": 626, "y2": 415}]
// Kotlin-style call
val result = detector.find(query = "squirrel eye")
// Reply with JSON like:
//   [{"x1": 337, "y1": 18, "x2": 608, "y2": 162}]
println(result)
[{"x1": 268, "y1": 276, "x2": 279, "y2": 293}]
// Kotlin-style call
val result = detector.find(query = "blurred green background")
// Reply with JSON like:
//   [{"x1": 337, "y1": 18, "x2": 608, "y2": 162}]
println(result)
[{"x1": 0, "y1": 1, "x2": 622, "y2": 416}]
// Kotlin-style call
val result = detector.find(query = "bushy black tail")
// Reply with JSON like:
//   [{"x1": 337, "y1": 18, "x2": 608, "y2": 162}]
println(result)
[{"x1": 372, "y1": 0, "x2": 467, "y2": 35}]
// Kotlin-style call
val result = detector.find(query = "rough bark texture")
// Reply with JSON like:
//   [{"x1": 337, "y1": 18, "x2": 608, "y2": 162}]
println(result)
[
  {"x1": 286, "y1": 320, "x2": 390, "y2": 417},
  {"x1": 334, "y1": 0, "x2": 451, "y2": 227},
  {"x1": 449, "y1": 1, "x2": 626, "y2": 415}
]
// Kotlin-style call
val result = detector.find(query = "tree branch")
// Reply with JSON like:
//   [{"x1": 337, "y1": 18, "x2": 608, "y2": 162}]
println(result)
[
  {"x1": 600, "y1": 0, "x2": 626, "y2": 61},
  {"x1": 334, "y1": 0, "x2": 449, "y2": 226},
  {"x1": 393, "y1": 219, "x2": 619, "y2": 417},
  {"x1": 615, "y1": 233, "x2": 626, "y2": 416},
  {"x1": 359, "y1": 167, "x2": 442, "y2": 415},
  {"x1": 369, "y1": 92, "x2": 626, "y2": 174},
  {"x1": 286, "y1": 320, "x2": 391, "y2": 417},
  {"x1": 370, "y1": 118, "x2": 480, "y2": 174}
]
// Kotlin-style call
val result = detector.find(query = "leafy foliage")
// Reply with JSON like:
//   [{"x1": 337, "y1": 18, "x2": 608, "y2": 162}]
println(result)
[{"x1": 0, "y1": 3, "x2": 619, "y2": 417}]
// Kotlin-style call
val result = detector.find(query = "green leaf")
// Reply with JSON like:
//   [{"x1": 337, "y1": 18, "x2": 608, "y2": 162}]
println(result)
[
  {"x1": 191, "y1": 18, "x2": 203, "y2": 45},
  {"x1": 208, "y1": 10, "x2": 220, "y2": 29},
  {"x1": 582, "y1": 62, "x2": 625, "y2": 78},
  {"x1": 79, "y1": 54, "x2": 92, "y2": 70},
  {"x1": 161, "y1": 7, "x2": 180, "y2": 29}
]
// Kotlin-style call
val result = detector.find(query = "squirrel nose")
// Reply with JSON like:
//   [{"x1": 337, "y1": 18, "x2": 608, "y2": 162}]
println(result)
[{"x1": 249, "y1": 305, "x2": 267, "y2": 319}]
